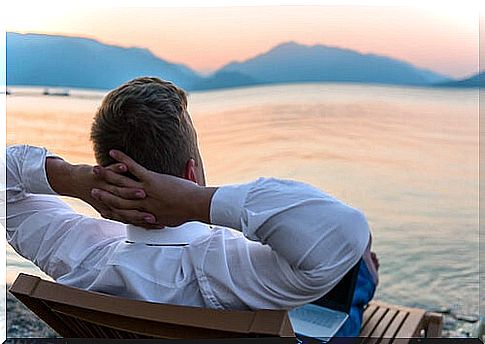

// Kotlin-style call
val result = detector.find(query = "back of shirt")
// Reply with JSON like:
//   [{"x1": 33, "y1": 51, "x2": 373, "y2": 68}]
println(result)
[{"x1": 5, "y1": 144, "x2": 371, "y2": 311}]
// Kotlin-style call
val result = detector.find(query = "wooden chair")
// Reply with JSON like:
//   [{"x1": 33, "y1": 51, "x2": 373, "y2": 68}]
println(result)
[
  {"x1": 9, "y1": 273, "x2": 294, "y2": 339},
  {"x1": 9, "y1": 273, "x2": 443, "y2": 341},
  {"x1": 358, "y1": 301, "x2": 443, "y2": 343}
]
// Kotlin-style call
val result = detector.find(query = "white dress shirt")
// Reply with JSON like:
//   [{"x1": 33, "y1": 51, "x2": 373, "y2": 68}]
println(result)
[{"x1": 5, "y1": 145, "x2": 370, "y2": 310}]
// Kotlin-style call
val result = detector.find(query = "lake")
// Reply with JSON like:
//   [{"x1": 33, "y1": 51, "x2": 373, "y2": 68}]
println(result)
[{"x1": 5, "y1": 83, "x2": 480, "y2": 337}]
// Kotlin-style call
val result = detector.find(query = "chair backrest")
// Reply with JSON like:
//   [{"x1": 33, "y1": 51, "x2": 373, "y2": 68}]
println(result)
[{"x1": 9, "y1": 273, "x2": 295, "y2": 339}]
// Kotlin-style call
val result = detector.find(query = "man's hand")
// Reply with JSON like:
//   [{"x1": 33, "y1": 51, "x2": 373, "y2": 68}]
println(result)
[
  {"x1": 45, "y1": 157, "x2": 155, "y2": 226},
  {"x1": 90, "y1": 150, "x2": 218, "y2": 228}
]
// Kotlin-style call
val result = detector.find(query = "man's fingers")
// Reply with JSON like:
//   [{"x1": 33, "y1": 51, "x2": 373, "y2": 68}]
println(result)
[
  {"x1": 100, "y1": 184, "x2": 145, "y2": 200},
  {"x1": 104, "y1": 163, "x2": 127, "y2": 173},
  {"x1": 109, "y1": 150, "x2": 148, "y2": 180},
  {"x1": 100, "y1": 209, "x2": 162, "y2": 228},
  {"x1": 94, "y1": 166, "x2": 143, "y2": 188},
  {"x1": 92, "y1": 188, "x2": 144, "y2": 210},
  {"x1": 112, "y1": 209, "x2": 161, "y2": 228}
]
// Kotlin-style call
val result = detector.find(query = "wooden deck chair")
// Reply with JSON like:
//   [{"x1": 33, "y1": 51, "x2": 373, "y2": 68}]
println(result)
[
  {"x1": 9, "y1": 273, "x2": 443, "y2": 341},
  {"x1": 8, "y1": 260, "x2": 361, "y2": 339},
  {"x1": 9, "y1": 273, "x2": 294, "y2": 339}
]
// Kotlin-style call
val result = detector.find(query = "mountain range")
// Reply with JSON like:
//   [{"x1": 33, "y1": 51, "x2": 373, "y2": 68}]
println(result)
[
  {"x1": 218, "y1": 42, "x2": 449, "y2": 86},
  {"x1": 7, "y1": 32, "x2": 477, "y2": 91},
  {"x1": 7, "y1": 32, "x2": 202, "y2": 90}
]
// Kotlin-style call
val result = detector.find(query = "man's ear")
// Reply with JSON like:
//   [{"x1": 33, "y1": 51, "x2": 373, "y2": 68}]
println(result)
[{"x1": 184, "y1": 159, "x2": 198, "y2": 184}]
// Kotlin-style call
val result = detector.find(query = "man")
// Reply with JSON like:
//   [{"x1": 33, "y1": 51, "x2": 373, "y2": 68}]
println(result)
[{"x1": 6, "y1": 77, "x2": 374, "y2": 335}]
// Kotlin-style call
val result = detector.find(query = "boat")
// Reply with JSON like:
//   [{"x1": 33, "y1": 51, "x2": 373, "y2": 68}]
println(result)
[{"x1": 43, "y1": 87, "x2": 70, "y2": 96}]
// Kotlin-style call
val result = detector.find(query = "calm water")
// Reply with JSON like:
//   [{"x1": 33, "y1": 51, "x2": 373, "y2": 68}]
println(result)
[{"x1": 5, "y1": 84, "x2": 480, "y2": 336}]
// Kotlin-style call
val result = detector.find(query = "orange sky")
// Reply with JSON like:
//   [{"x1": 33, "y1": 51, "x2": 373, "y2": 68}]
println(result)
[{"x1": 6, "y1": 6, "x2": 479, "y2": 78}]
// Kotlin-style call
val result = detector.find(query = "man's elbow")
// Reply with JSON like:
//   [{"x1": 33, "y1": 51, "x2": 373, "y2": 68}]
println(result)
[
  {"x1": 286, "y1": 206, "x2": 370, "y2": 304},
  {"x1": 341, "y1": 207, "x2": 370, "y2": 260}
]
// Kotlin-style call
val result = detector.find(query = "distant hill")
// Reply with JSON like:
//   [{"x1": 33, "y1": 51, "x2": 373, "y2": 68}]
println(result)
[
  {"x1": 7, "y1": 32, "x2": 202, "y2": 90},
  {"x1": 218, "y1": 42, "x2": 451, "y2": 86},
  {"x1": 7, "y1": 33, "x2": 455, "y2": 91},
  {"x1": 435, "y1": 72, "x2": 484, "y2": 88}
]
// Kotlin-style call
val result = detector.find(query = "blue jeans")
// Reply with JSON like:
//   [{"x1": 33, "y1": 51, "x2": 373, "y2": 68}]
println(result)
[{"x1": 334, "y1": 260, "x2": 377, "y2": 337}]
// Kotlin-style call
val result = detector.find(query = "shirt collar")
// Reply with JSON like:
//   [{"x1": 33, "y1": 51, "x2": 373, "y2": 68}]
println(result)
[{"x1": 125, "y1": 222, "x2": 212, "y2": 245}]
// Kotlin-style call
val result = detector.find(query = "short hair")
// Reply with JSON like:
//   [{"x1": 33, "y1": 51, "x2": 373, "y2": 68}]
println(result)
[{"x1": 90, "y1": 77, "x2": 199, "y2": 177}]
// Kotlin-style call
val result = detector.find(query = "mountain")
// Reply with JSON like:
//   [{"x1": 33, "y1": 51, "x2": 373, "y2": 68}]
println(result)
[
  {"x1": 191, "y1": 71, "x2": 263, "y2": 91},
  {"x1": 218, "y1": 41, "x2": 451, "y2": 86},
  {"x1": 7, "y1": 33, "x2": 454, "y2": 91},
  {"x1": 7, "y1": 32, "x2": 202, "y2": 90},
  {"x1": 436, "y1": 72, "x2": 484, "y2": 88}
]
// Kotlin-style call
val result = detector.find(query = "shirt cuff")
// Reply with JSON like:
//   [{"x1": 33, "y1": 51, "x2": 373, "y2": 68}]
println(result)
[
  {"x1": 209, "y1": 181, "x2": 253, "y2": 231},
  {"x1": 23, "y1": 146, "x2": 60, "y2": 195}
]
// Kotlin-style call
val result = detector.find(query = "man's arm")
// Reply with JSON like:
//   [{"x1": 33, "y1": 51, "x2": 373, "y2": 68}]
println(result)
[
  {"x1": 93, "y1": 151, "x2": 369, "y2": 268},
  {"x1": 92, "y1": 150, "x2": 370, "y2": 308},
  {"x1": 4, "y1": 145, "x2": 128, "y2": 283},
  {"x1": 46, "y1": 153, "x2": 152, "y2": 220}
]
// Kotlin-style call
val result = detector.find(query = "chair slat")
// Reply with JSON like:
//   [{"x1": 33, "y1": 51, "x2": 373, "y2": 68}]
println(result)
[
  {"x1": 361, "y1": 303, "x2": 380, "y2": 329},
  {"x1": 58, "y1": 313, "x2": 82, "y2": 336},
  {"x1": 377, "y1": 311, "x2": 408, "y2": 344},
  {"x1": 360, "y1": 307, "x2": 388, "y2": 337},
  {"x1": 394, "y1": 309, "x2": 426, "y2": 338},
  {"x1": 364, "y1": 308, "x2": 398, "y2": 344}
]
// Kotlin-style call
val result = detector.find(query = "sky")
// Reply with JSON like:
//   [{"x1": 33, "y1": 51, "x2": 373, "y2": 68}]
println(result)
[{"x1": 4, "y1": 4, "x2": 480, "y2": 78}]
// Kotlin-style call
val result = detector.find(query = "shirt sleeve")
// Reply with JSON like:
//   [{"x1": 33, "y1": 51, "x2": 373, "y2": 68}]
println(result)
[
  {"x1": 198, "y1": 177, "x2": 370, "y2": 310},
  {"x1": 6, "y1": 145, "x2": 59, "y2": 203},
  {"x1": 4, "y1": 145, "x2": 125, "y2": 283}
]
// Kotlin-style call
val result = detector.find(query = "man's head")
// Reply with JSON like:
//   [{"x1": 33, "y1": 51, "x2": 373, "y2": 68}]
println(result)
[{"x1": 90, "y1": 77, "x2": 205, "y2": 185}]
